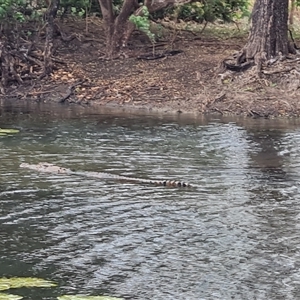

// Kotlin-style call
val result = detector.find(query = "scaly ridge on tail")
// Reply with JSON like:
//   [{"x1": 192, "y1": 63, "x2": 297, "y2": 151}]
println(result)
[{"x1": 20, "y1": 162, "x2": 191, "y2": 188}]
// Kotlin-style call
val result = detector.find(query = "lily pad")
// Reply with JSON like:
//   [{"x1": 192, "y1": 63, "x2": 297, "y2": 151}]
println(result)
[
  {"x1": 58, "y1": 296, "x2": 123, "y2": 300},
  {"x1": 0, "y1": 283, "x2": 10, "y2": 291},
  {"x1": 0, "y1": 293, "x2": 23, "y2": 300},
  {"x1": 0, "y1": 128, "x2": 19, "y2": 134},
  {"x1": 0, "y1": 277, "x2": 56, "y2": 290}
]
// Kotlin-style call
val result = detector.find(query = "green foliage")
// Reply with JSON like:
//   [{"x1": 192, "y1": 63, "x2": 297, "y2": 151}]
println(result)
[
  {"x1": 0, "y1": 0, "x2": 92, "y2": 22},
  {"x1": 175, "y1": 2, "x2": 204, "y2": 22},
  {"x1": 0, "y1": 0, "x2": 26, "y2": 21},
  {"x1": 158, "y1": 0, "x2": 250, "y2": 23},
  {"x1": 112, "y1": 0, "x2": 123, "y2": 14},
  {"x1": 60, "y1": 0, "x2": 90, "y2": 17},
  {"x1": 129, "y1": 6, "x2": 155, "y2": 42}
]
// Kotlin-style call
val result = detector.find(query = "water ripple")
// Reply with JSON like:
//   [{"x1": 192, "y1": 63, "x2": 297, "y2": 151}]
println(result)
[{"x1": 1, "y1": 109, "x2": 300, "y2": 299}]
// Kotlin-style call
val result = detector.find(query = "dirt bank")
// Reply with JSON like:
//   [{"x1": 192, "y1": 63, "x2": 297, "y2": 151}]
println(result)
[{"x1": 5, "y1": 19, "x2": 300, "y2": 118}]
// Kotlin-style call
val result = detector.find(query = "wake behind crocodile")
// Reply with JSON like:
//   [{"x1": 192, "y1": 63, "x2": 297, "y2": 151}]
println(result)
[{"x1": 20, "y1": 162, "x2": 191, "y2": 188}]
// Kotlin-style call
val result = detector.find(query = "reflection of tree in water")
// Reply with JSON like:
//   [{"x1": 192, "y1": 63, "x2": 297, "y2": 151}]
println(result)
[
  {"x1": 242, "y1": 127, "x2": 300, "y2": 299},
  {"x1": 245, "y1": 126, "x2": 297, "y2": 204},
  {"x1": 247, "y1": 129, "x2": 287, "y2": 182}
]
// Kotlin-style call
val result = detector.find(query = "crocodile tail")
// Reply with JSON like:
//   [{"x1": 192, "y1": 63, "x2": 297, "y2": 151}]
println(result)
[
  {"x1": 21, "y1": 162, "x2": 192, "y2": 188},
  {"x1": 150, "y1": 180, "x2": 191, "y2": 187}
]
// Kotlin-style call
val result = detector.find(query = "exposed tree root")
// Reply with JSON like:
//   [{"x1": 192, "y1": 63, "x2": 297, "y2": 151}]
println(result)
[
  {"x1": 212, "y1": 52, "x2": 300, "y2": 118},
  {"x1": 0, "y1": 37, "x2": 53, "y2": 94},
  {"x1": 221, "y1": 59, "x2": 253, "y2": 72}
]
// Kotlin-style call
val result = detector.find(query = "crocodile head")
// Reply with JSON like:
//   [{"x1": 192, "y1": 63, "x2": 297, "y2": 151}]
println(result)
[{"x1": 20, "y1": 162, "x2": 69, "y2": 174}]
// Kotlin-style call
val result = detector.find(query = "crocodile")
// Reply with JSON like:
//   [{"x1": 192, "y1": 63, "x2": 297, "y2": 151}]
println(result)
[{"x1": 20, "y1": 162, "x2": 191, "y2": 188}]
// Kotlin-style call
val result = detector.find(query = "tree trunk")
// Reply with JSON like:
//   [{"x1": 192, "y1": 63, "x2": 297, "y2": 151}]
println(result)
[
  {"x1": 0, "y1": 39, "x2": 9, "y2": 93},
  {"x1": 98, "y1": 0, "x2": 135, "y2": 59},
  {"x1": 98, "y1": 0, "x2": 191, "y2": 59},
  {"x1": 242, "y1": 0, "x2": 289, "y2": 65},
  {"x1": 41, "y1": 0, "x2": 60, "y2": 78},
  {"x1": 289, "y1": 0, "x2": 295, "y2": 25}
]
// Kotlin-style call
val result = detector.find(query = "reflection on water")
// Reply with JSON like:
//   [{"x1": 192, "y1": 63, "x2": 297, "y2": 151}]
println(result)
[{"x1": 1, "y1": 101, "x2": 300, "y2": 299}]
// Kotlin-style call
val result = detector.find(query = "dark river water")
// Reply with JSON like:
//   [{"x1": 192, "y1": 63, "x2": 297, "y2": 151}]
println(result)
[{"x1": 1, "y1": 101, "x2": 300, "y2": 299}]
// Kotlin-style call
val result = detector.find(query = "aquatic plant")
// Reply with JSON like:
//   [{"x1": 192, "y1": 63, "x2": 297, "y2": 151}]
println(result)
[
  {"x1": 0, "y1": 293, "x2": 23, "y2": 300},
  {"x1": 0, "y1": 277, "x2": 56, "y2": 300},
  {"x1": 0, "y1": 128, "x2": 20, "y2": 136},
  {"x1": 58, "y1": 296, "x2": 123, "y2": 300},
  {"x1": 0, "y1": 277, "x2": 56, "y2": 289},
  {"x1": 0, "y1": 277, "x2": 123, "y2": 300}
]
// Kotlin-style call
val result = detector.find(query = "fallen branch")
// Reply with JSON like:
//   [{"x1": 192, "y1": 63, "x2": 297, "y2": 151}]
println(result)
[{"x1": 262, "y1": 66, "x2": 294, "y2": 75}]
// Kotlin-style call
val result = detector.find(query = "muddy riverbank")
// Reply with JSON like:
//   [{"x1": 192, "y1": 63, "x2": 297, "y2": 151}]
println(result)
[{"x1": 4, "y1": 19, "x2": 300, "y2": 118}]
